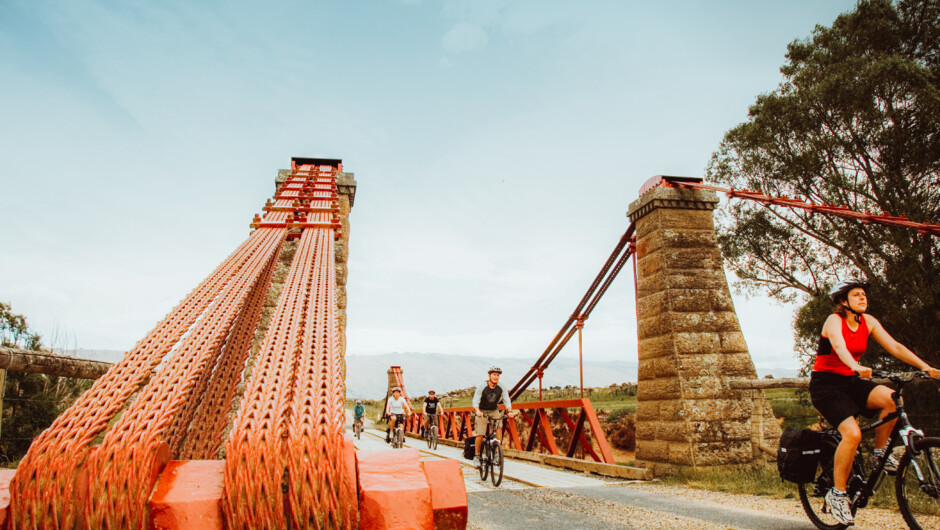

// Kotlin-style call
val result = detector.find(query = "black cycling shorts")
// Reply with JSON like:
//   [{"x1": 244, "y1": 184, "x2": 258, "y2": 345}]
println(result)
[{"x1": 809, "y1": 371, "x2": 880, "y2": 428}]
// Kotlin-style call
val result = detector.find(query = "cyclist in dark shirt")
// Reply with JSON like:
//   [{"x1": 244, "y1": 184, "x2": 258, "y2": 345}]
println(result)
[
  {"x1": 423, "y1": 390, "x2": 440, "y2": 437},
  {"x1": 472, "y1": 366, "x2": 515, "y2": 466}
]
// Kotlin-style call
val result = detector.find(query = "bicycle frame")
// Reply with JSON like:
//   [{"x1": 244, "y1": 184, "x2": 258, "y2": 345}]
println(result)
[{"x1": 819, "y1": 374, "x2": 926, "y2": 507}]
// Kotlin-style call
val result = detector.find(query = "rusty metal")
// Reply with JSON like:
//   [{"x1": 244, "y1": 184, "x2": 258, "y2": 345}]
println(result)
[
  {"x1": 510, "y1": 225, "x2": 636, "y2": 400},
  {"x1": 412, "y1": 399, "x2": 616, "y2": 464},
  {"x1": 9, "y1": 160, "x2": 352, "y2": 528},
  {"x1": 653, "y1": 175, "x2": 940, "y2": 237}
]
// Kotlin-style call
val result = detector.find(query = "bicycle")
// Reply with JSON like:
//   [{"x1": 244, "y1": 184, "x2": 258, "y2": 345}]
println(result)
[
  {"x1": 798, "y1": 371, "x2": 940, "y2": 529},
  {"x1": 426, "y1": 413, "x2": 439, "y2": 450},
  {"x1": 478, "y1": 415, "x2": 507, "y2": 487},
  {"x1": 353, "y1": 417, "x2": 363, "y2": 440},
  {"x1": 391, "y1": 414, "x2": 406, "y2": 449}
]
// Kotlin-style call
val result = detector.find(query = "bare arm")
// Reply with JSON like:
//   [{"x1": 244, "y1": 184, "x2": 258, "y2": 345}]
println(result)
[
  {"x1": 823, "y1": 314, "x2": 870, "y2": 377},
  {"x1": 867, "y1": 315, "x2": 939, "y2": 377}
]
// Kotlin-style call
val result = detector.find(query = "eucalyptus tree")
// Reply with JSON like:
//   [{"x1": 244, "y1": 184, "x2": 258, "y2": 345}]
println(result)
[{"x1": 707, "y1": 0, "x2": 940, "y2": 369}]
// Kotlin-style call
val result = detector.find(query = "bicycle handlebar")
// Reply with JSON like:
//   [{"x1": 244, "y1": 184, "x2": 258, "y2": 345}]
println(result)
[{"x1": 871, "y1": 370, "x2": 932, "y2": 383}]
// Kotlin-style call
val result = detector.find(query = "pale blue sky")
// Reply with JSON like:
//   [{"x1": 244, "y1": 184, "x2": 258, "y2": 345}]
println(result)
[{"x1": 0, "y1": 0, "x2": 857, "y2": 374}]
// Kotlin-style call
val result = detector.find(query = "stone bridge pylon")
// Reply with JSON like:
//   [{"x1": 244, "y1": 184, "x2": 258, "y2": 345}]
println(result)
[{"x1": 628, "y1": 176, "x2": 781, "y2": 474}]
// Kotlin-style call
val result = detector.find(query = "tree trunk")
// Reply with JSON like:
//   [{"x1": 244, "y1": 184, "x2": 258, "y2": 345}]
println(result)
[{"x1": 0, "y1": 348, "x2": 112, "y2": 380}]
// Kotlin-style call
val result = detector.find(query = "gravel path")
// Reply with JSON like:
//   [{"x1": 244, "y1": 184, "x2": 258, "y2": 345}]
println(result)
[{"x1": 468, "y1": 480, "x2": 914, "y2": 529}]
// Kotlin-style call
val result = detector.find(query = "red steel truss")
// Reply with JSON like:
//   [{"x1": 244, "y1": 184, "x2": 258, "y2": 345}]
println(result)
[
  {"x1": 649, "y1": 175, "x2": 940, "y2": 237},
  {"x1": 8, "y1": 162, "x2": 352, "y2": 528}
]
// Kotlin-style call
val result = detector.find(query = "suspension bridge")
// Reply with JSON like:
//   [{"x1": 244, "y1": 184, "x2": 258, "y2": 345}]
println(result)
[{"x1": 0, "y1": 160, "x2": 935, "y2": 529}]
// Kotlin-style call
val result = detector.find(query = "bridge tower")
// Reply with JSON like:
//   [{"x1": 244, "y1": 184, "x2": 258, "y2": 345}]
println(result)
[{"x1": 627, "y1": 177, "x2": 780, "y2": 474}]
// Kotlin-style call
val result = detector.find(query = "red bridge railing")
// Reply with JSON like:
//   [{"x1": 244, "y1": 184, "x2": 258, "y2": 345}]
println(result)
[{"x1": 405, "y1": 399, "x2": 616, "y2": 464}]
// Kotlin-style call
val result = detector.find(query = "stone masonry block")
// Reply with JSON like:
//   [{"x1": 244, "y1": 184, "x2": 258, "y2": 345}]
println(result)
[
  {"x1": 636, "y1": 275, "x2": 666, "y2": 298},
  {"x1": 636, "y1": 440, "x2": 669, "y2": 461},
  {"x1": 658, "y1": 230, "x2": 719, "y2": 250},
  {"x1": 721, "y1": 352, "x2": 759, "y2": 377},
  {"x1": 688, "y1": 420, "x2": 751, "y2": 443},
  {"x1": 679, "y1": 376, "x2": 729, "y2": 400},
  {"x1": 635, "y1": 400, "x2": 660, "y2": 422},
  {"x1": 668, "y1": 443, "x2": 694, "y2": 465},
  {"x1": 666, "y1": 289, "x2": 718, "y2": 313},
  {"x1": 637, "y1": 316, "x2": 666, "y2": 341},
  {"x1": 655, "y1": 421, "x2": 690, "y2": 442},
  {"x1": 658, "y1": 400, "x2": 686, "y2": 421},
  {"x1": 664, "y1": 248, "x2": 723, "y2": 271},
  {"x1": 635, "y1": 421, "x2": 656, "y2": 442},
  {"x1": 677, "y1": 354, "x2": 722, "y2": 378},
  {"x1": 652, "y1": 357, "x2": 679, "y2": 378},
  {"x1": 638, "y1": 335, "x2": 673, "y2": 360},
  {"x1": 638, "y1": 378, "x2": 681, "y2": 401},
  {"x1": 674, "y1": 332, "x2": 720, "y2": 354},
  {"x1": 693, "y1": 441, "x2": 753, "y2": 466},
  {"x1": 637, "y1": 253, "x2": 664, "y2": 278},
  {"x1": 719, "y1": 332, "x2": 748, "y2": 353},
  {"x1": 636, "y1": 291, "x2": 667, "y2": 319},
  {"x1": 683, "y1": 400, "x2": 751, "y2": 423},
  {"x1": 667, "y1": 311, "x2": 741, "y2": 333},
  {"x1": 663, "y1": 271, "x2": 727, "y2": 290}
]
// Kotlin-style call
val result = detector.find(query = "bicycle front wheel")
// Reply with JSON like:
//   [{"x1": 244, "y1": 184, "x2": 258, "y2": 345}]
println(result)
[
  {"x1": 490, "y1": 442, "x2": 504, "y2": 487},
  {"x1": 429, "y1": 427, "x2": 438, "y2": 450},
  {"x1": 394, "y1": 428, "x2": 404, "y2": 449},
  {"x1": 479, "y1": 442, "x2": 489, "y2": 481},
  {"x1": 897, "y1": 437, "x2": 940, "y2": 529}
]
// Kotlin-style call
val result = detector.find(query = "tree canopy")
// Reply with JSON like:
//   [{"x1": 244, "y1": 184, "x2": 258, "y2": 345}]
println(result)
[{"x1": 706, "y1": 0, "x2": 940, "y2": 369}]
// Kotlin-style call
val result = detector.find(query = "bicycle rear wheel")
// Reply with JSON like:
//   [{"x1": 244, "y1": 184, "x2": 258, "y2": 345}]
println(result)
[
  {"x1": 490, "y1": 442, "x2": 504, "y2": 487},
  {"x1": 897, "y1": 437, "x2": 940, "y2": 530},
  {"x1": 354, "y1": 422, "x2": 361, "y2": 439},
  {"x1": 798, "y1": 456, "x2": 854, "y2": 530},
  {"x1": 394, "y1": 428, "x2": 403, "y2": 449}
]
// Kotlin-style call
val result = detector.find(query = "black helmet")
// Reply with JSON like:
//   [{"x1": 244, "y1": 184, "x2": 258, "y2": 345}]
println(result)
[
  {"x1": 488, "y1": 366, "x2": 502, "y2": 374},
  {"x1": 428, "y1": 390, "x2": 435, "y2": 394},
  {"x1": 829, "y1": 278, "x2": 869, "y2": 303}
]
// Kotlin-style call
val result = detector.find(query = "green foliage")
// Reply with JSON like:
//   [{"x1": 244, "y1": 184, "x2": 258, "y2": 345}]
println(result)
[
  {"x1": 0, "y1": 302, "x2": 92, "y2": 464},
  {"x1": 707, "y1": 0, "x2": 940, "y2": 371}
]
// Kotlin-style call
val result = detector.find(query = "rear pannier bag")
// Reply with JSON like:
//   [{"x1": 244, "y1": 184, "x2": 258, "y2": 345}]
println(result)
[
  {"x1": 463, "y1": 436, "x2": 477, "y2": 460},
  {"x1": 777, "y1": 428, "x2": 827, "y2": 483}
]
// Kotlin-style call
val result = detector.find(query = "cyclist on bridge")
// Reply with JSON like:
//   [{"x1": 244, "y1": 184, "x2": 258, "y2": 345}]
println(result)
[
  {"x1": 472, "y1": 366, "x2": 515, "y2": 467},
  {"x1": 353, "y1": 399, "x2": 365, "y2": 427},
  {"x1": 810, "y1": 278, "x2": 939, "y2": 525},
  {"x1": 422, "y1": 390, "x2": 440, "y2": 435},
  {"x1": 384, "y1": 387, "x2": 412, "y2": 444}
]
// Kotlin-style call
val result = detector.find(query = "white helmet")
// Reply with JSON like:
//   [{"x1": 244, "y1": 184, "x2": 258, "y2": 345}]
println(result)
[
  {"x1": 829, "y1": 278, "x2": 869, "y2": 303},
  {"x1": 487, "y1": 366, "x2": 502, "y2": 374}
]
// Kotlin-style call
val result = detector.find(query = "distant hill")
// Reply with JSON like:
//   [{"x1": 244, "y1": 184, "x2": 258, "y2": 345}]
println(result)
[
  {"x1": 345, "y1": 352, "x2": 638, "y2": 400},
  {"x1": 62, "y1": 348, "x2": 798, "y2": 399}
]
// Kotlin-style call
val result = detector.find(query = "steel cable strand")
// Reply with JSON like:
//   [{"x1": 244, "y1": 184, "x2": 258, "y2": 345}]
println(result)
[
  {"x1": 177, "y1": 246, "x2": 279, "y2": 460},
  {"x1": 287, "y1": 228, "x2": 347, "y2": 528},
  {"x1": 223, "y1": 227, "x2": 317, "y2": 528},
  {"x1": 83, "y1": 228, "x2": 284, "y2": 528},
  {"x1": 9, "y1": 229, "x2": 271, "y2": 529},
  {"x1": 167, "y1": 231, "x2": 283, "y2": 454}
]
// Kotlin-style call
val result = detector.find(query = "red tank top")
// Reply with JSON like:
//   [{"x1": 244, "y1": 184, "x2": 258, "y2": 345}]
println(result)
[{"x1": 813, "y1": 315, "x2": 869, "y2": 376}]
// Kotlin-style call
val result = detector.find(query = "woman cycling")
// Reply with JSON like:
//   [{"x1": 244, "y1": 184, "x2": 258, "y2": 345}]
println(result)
[{"x1": 810, "y1": 278, "x2": 939, "y2": 525}]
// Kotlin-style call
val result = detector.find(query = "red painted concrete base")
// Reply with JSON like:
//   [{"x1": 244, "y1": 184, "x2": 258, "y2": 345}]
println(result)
[
  {"x1": 358, "y1": 449, "x2": 434, "y2": 529},
  {"x1": 0, "y1": 469, "x2": 16, "y2": 527},
  {"x1": 150, "y1": 460, "x2": 224, "y2": 530},
  {"x1": 422, "y1": 460, "x2": 468, "y2": 530}
]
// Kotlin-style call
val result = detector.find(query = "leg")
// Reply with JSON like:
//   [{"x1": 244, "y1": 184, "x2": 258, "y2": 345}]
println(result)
[
  {"x1": 834, "y1": 416, "x2": 862, "y2": 491},
  {"x1": 474, "y1": 414, "x2": 487, "y2": 457},
  {"x1": 867, "y1": 385, "x2": 897, "y2": 449}
]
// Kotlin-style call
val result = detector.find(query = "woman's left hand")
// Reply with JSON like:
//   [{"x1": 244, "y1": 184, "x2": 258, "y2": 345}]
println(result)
[{"x1": 925, "y1": 366, "x2": 940, "y2": 379}]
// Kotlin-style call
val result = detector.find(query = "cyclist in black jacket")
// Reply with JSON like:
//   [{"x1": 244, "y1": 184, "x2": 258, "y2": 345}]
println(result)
[{"x1": 472, "y1": 366, "x2": 515, "y2": 467}]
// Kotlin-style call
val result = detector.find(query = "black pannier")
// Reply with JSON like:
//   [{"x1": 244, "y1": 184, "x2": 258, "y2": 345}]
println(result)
[
  {"x1": 463, "y1": 436, "x2": 477, "y2": 460},
  {"x1": 777, "y1": 428, "x2": 829, "y2": 483}
]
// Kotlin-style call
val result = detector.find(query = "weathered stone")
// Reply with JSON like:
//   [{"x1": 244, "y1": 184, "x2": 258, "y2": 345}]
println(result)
[
  {"x1": 637, "y1": 377, "x2": 681, "y2": 401},
  {"x1": 636, "y1": 440, "x2": 668, "y2": 461},
  {"x1": 637, "y1": 335, "x2": 673, "y2": 359},
  {"x1": 673, "y1": 332, "x2": 720, "y2": 354},
  {"x1": 692, "y1": 441, "x2": 753, "y2": 466},
  {"x1": 721, "y1": 352, "x2": 759, "y2": 377},
  {"x1": 635, "y1": 400, "x2": 659, "y2": 422},
  {"x1": 667, "y1": 443, "x2": 694, "y2": 465},
  {"x1": 636, "y1": 291, "x2": 667, "y2": 319},
  {"x1": 655, "y1": 421, "x2": 690, "y2": 442},
  {"x1": 684, "y1": 400, "x2": 751, "y2": 423},
  {"x1": 676, "y1": 354, "x2": 721, "y2": 378},
  {"x1": 719, "y1": 331, "x2": 748, "y2": 353}
]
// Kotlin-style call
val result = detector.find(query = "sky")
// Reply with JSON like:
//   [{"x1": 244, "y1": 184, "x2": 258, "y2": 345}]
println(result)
[{"x1": 0, "y1": 0, "x2": 859, "y2": 376}]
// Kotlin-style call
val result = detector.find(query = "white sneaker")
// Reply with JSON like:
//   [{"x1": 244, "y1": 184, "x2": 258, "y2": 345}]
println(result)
[
  {"x1": 869, "y1": 450, "x2": 899, "y2": 474},
  {"x1": 825, "y1": 488, "x2": 854, "y2": 526},
  {"x1": 474, "y1": 456, "x2": 481, "y2": 468}
]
